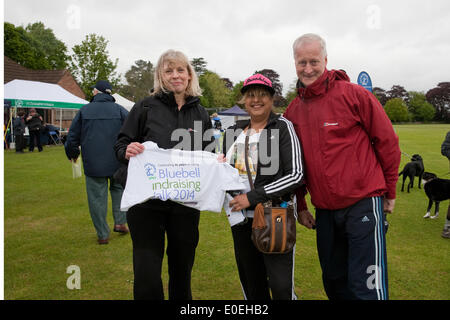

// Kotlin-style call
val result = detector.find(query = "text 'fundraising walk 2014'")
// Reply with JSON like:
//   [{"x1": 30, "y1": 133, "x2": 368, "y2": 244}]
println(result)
[{"x1": 120, "y1": 141, "x2": 246, "y2": 212}]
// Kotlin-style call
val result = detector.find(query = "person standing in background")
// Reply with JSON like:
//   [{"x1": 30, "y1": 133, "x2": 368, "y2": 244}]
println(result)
[
  {"x1": 13, "y1": 111, "x2": 26, "y2": 153},
  {"x1": 26, "y1": 108, "x2": 43, "y2": 152},
  {"x1": 65, "y1": 80, "x2": 129, "y2": 245},
  {"x1": 440, "y1": 131, "x2": 450, "y2": 238}
]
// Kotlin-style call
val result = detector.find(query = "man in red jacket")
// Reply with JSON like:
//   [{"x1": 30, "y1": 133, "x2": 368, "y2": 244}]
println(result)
[{"x1": 284, "y1": 33, "x2": 400, "y2": 300}]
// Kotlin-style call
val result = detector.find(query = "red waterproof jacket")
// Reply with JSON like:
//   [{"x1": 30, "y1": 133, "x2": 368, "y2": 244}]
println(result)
[{"x1": 284, "y1": 69, "x2": 400, "y2": 210}]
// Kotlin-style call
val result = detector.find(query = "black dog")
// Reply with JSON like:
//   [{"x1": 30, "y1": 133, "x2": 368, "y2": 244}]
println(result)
[
  {"x1": 422, "y1": 172, "x2": 450, "y2": 219},
  {"x1": 399, "y1": 154, "x2": 424, "y2": 193}
]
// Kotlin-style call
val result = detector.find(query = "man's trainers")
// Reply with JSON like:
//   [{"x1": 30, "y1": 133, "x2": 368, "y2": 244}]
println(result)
[
  {"x1": 442, "y1": 227, "x2": 450, "y2": 239},
  {"x1": 113, "y1": 224, "x2": 129, "y2": 234}
]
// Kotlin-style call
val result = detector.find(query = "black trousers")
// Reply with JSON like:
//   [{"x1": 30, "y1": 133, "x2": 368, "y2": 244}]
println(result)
[
  {"x1": 127, "y1": 199, "x2": 200, "y2": 300},
  {"x1": 14, "y1": 134, "x2": 25, "y2": 152},
  {"x1": 231, "y1": 218, "x2": 296, "y2": 300},
  {"x1": 29, "y1": 129, "x2": 42, "y2": 152},
  {"x1": 316, "y1": 196, "x2": 388, "y2": 300}
]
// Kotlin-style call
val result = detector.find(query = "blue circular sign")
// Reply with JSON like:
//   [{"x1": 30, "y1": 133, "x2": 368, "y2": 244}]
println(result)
[{"x1": 357, "y1": 71, "x2": 373, "y2": 92}]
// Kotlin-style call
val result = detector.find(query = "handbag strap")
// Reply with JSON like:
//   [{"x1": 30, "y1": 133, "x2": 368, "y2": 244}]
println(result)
[{"x1": 244, "y1": 123, "x2": 255, "y2": 190}]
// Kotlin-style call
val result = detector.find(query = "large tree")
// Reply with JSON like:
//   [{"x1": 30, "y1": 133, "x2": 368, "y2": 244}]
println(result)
[
  {"x1": 408, "y1": 91, "x2": 435, "y2": 122},
  {"x1": 4, "y1": 21, "x2": 69, "y2": 70},
  {"x1": 384, "y1": 98, "x2": 410, "y2": 122},
  {"x1": 386, "y1": 85, "x2": 409, "y2": 104},
  {"x1": 230, "y1": 81, "x2": 244, "y2": 107},
  {"x1": 372, "y1": 87, "x2": 388, "y2": 106},
  {"x1": 285, "y1": 80, "x2": 299, "y2": 106},
  {"x1": 119, "y1": 60, "x2": 154, "y2": 102},
  {"x1": 25, "y1": 22, "x2": 70, "y2": 69},
  {"x1": 426, "y1": 82, "x2": 450, "y2": 122},
  {"x1": 70, "y1": 34, "x2": 120, "y2": 99},
  {"x1": 191, "y1": 57, "x2": 208, "y2": 76},
  {"x1": 199, "y1": 71, "x2": 231, "y2": 109}
]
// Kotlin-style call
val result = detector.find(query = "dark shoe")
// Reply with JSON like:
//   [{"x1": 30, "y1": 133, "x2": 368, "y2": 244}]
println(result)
[
  {"x1": 98, "y1": 238, "x2": 109, "y2": 245},
  {"x1": 113, "y1": 224, "x2": 129, "y2": 234},
  {"x1": 442, "y1": 227, "x2": 450, "y2": 239}
]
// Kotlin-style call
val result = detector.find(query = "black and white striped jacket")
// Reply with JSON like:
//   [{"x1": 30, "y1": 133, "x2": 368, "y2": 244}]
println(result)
[{"x1": 222, "y1": 112, "x2": 305, "y2": 207}]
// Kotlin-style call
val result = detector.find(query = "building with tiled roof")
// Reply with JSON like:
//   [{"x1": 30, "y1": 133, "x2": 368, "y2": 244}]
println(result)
[{"x1": 4, "y1": 56, "x2": 86, "y2": 129}]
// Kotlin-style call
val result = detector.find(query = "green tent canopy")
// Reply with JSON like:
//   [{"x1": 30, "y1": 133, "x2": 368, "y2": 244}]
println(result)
[
  {"x1": 4, "y1": 79, "x2": 88, "y2": 109},
  {"x1": 4, "y1": 79, "x2": 89, "y2": 145}
]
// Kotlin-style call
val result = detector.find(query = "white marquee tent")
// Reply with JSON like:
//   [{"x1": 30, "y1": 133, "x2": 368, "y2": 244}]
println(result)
[
  {"x1": 4, "y1": 79, "x2": 89, "y2": 110},
  {"x1": 112, "y1": 93, "x2": 135, "y2": 111},
  {"x1": 4, "y1": 79, "x2": 89, "y2": 144}
]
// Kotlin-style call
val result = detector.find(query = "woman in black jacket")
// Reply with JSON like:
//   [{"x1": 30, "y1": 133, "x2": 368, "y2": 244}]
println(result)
[
  {"x1": 25, "y1": 108, "x2": 43, "y2": 152},
  {"x1": 114, "y1": 50, "x2": 212, "y2": 300},
  {"x1": 221, "y1": 74, "x2": 304, "y2": 300}
]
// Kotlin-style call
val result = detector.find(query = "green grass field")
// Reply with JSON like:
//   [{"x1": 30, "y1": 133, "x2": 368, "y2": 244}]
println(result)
[{"x1": 3, "y1": 124, "x2": 450, "y2": 300}]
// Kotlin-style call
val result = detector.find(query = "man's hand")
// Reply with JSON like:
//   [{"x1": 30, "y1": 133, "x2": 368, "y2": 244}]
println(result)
[
  {"x1": 298, "y1": 209, "x2": 316, "y2": 229},
  {"x1": 383, "y1": 198, "x2": 395, "y2": 213}
]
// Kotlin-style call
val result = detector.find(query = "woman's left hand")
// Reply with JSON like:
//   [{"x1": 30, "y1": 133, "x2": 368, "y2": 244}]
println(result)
[
  {"x1": 217, "y1": 154, "x2": 226, "y2": 163},
  {"x1": 229, "y1": 194, "x2": 250, "y2": 212}
]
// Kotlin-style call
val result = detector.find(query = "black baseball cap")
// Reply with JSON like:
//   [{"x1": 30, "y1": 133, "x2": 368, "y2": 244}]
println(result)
[{"x1": 90, "y1": 80, "x2": 112, "y2": 94}]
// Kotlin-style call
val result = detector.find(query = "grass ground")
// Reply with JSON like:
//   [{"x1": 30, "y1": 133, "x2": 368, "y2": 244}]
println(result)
[{"x1": 3, "y1": 124, "x2": 450, "y2": 300}]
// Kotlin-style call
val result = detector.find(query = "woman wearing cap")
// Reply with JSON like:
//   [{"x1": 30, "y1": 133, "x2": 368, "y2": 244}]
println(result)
[
  {"x1": 115, "y1": 50, "x2": 213, "y2": 300},
  {"x1": 220, "y1": 74, "x2": 304, "y2": 300}
]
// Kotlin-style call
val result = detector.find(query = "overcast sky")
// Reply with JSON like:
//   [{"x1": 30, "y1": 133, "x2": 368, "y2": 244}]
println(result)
[{"x1": 4, "y1": 0, "x2": 450, "y2": 95}]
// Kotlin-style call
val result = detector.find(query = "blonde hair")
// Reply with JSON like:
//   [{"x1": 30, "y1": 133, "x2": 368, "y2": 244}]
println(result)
[
  {"x1": 152, "y1": 49, "x2": 202, "y2": 97},
  {"x1": 238, "y1": 86, "x2": 274, "y2": 105}
]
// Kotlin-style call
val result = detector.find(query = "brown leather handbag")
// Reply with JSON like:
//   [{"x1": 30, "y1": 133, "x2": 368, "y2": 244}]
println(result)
[{"x1": 244, "y1": 128, "x2": 296, "y2": 254}]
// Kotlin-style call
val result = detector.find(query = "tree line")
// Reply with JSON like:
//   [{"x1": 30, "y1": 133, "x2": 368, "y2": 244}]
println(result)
[{"x1": 4, "y1": 21, "x2": 450, "y2": 122}]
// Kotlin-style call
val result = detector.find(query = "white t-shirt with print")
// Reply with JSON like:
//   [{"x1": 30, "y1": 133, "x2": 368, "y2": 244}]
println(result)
[
  {"x1": 224, "y1": 131, "x2": 261, "y2": 218},
  {"x1": 120, "y1": 141, "x2": 246, "y2": 212}
]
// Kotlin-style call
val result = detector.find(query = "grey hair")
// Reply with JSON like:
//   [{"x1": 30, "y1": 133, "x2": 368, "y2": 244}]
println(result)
[
  {"x1": 292, "y1": 33, "x2": 327, "y2": 58},
  {"x1": 93, "y1": 88, "x2": 111, "y2": 95}
]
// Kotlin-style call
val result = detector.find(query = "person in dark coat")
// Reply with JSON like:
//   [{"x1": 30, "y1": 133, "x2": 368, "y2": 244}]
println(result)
[
  {"x1": 440, "y1": 131, "x2": 450, "y2": 239},
  {"x1": 65, "y1": 80, "x2": 129, "y2": 244},
  {"x1": 25, "y1": 108, "x2": 44, "y2": 152},
  {"x1": 441, "y1": 131, "x2": 450, "y2": 161},
  {"x1": 115, "y1": 49, "x2": 213, "y2": 300},
  {"x1": 13, "y1": 111, "x2": 26, "y2": 153}
]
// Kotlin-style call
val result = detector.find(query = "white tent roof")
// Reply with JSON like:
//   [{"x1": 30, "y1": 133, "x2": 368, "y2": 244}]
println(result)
[
  {"x1": 112, "y1": 93, "x2": 135, "y2": 111},
  {"x1": 4, "y1": 79, "x2": 88, "y2": 109}
]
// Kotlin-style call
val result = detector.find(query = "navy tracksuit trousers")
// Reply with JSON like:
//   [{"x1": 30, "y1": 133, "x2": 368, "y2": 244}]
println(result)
[{"x1": 315, "y1": 196, "x2": 389, "y2": 300}]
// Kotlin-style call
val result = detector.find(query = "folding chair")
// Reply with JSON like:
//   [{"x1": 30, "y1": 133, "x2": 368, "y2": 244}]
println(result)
[{"x1": 49, "y1": 131, "x2": 61, "y2": 145}]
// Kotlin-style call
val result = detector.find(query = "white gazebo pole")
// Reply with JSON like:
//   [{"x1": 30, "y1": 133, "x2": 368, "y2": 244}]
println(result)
[{"x1": 10, "y1": 107, "x2": 15, "y2": 147}]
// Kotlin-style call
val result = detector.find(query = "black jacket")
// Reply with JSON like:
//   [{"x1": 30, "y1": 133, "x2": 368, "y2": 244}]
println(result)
[
  {"x1": 13, "y1": 116, "x2": 26, "y2": 135},
  {"x1": 115, "y1": 92, "x2": 213, "y2": 164},
  {"x1": 222, "y1": 112, "x2": 304, "y2": 207},
  {"x1": 65, "y1": 93, "x2": 129, "y2": 177},
  {"x1": 26, "y1": 114, "x2": 43, "y2": 131},
  {"x1": 442, "y1": 131, "x2": 450, "y2": 160}
]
